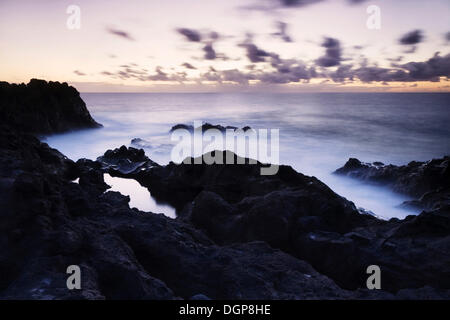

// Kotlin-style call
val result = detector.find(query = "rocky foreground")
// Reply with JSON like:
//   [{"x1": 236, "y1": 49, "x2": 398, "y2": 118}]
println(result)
[{"x1": 0, "y1": 80, "x2": 449, "y2": 299}]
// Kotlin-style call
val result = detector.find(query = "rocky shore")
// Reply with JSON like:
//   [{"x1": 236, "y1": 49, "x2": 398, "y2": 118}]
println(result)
[
  {"x1": 335, "y1": 157, "x2": 450, "y2": 211},
  {"x1": 0, "y1": 80, "x2": 449, "y2": 299},
  {"x1": 0, "y1": 79, "x2": 101, "y2": 134}
]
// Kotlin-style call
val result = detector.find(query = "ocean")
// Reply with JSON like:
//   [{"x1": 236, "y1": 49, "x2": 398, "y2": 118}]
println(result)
[{"x1": 43, "y1": 92, "x2": 450, "y2": 219}]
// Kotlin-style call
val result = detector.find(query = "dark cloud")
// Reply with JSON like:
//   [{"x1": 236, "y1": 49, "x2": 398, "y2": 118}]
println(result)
[
  {"x1": 143, "y1": 67, "x2": 187, "y2": 82},
  {"x1": 221, "y1": 69, "x2": 253, "y2": 84},
  {"x1": 177, "y1": 28, "x2": 228, "y2": 60},
  {"x1": 200, "y1": 51, "x2": 450, "y2": 86},
  {"x1": 330, "y1": 64, "x2": 354, "y2": 82},
  {"x1": 147, "y1": 67, "x2": 170, "y2": 81},
  {"x1": 181, "y1": 62, "x2": 196, "y2": 70},
  {"x1": 348, "y1": 0, "x2": 368, "y2": 3},
  {"x1": 239, "y1": 37, "x2": 271, "y2": 63},
  {"x1": 316, "y1": 37, "x2": 342, "y2": 67},
  {"x1": 73, "y1": 70, "x2": 86, "y2": 76},
  {"x1": 400, "y1": 52, "x2": 450, "y2": 81},
  {"x1": 399, "y1": 29, "x2": 424, "y2": 45},
  {"x1": 334, "y1": 53, "x2": 450, "y2": 83},
  {"x1": 258, "y1": 66, "x2": 315, "y2": 84},
  {"x1": 106, "y1": 27, "x2": 135, "y2": 41},
  {"x1": 245, "y1": 44, "x2": 270, "y2": 62},
  {"x1": 210, "y1": 31, "x2": 220, "y2": 40},
  {"x1": 177, "y1": 28, "x2": 202, "y2": 42},
  {"x1": 243, "y1": 0, "x2": 367, "y2": 11},
  {"x1": 99, "y1": 39, "x2": 450, "y2": 87},
  {"x1": 203, "y1": 43, "x2": 217, "y2": 60},
  {"x1": 274, "y1": 0, "x2": 323, "y2": 8},
  {"x1": 352, "y1": 67, "x2": 409, "y2": 83},
  {"x1": 100, "y1": 65, "x2": 188, "y2": 83},
  {"x1": 272, "y1": 21, "x2": 293, "y2": 42},
  {"x1": 446, "y1": 32, "x2": 450, "y2": 42}
]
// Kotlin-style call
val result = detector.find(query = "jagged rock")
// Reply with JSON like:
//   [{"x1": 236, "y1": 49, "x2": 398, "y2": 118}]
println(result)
[
  {"x1": 2, "y1": 126, "x2": 388, "y2": 300},
  {"x1": 169, "y1": 123, "x2": 251, "y2": 133},
  {"x1": 98, "y1": 148, "x2": 450, "y2": 294},
  {"x1": 335, "y1": 156, "x2": 450, "y2": 210},
  {"x1": 97, "y1": 145, "x2": 159, "y2": 175},
  {"x1": 0, "y1": 79, "x2": 102, "y2": 134}
]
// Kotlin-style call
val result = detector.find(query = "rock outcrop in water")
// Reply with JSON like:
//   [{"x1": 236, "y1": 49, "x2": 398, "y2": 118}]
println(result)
[
  {"x1": 334, "y1": 157, "x2": 450, "y2": 210},
  {"x1": 169, "y1": 123, "x2": 252, "y2": 133},
  {"x1": 0, "y1": 79, "x2": 101, "y2": 134}
]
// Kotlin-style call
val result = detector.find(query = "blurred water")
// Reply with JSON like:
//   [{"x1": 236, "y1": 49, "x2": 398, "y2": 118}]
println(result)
[{"x1": 44, "y1": 92, "x2": 450, "y2": 219}]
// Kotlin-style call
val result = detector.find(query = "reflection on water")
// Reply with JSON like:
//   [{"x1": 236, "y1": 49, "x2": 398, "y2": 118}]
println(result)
[
  {"x1": 104, "y1": 173, "x2": 176, "y2": 219},
  {"x1": 43, "y1": 93, "x2": 450, "y2": 220}
]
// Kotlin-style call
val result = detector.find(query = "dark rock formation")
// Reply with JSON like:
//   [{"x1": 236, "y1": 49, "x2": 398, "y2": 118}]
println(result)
[
  {"x1": 1, "y1": 84, "x2": 449, "y2": 299},
  {"x1": 0, "y1": 79, "x2": 101, "y2": 134},
  {"x1": 334, "y1": 157, "x2": 450, "y2": 210},
  {"x1": 1, "y1": 126, "x2": 383, "y2": 300},
  {"x1": 97, "y1": 147, "x2": 450, "y2": 295},
  {"x1": 169, "y1": 123, "x2": 252, "y2": 133},
  {"x1": 97, "y1": 145, "x2": 159, "y2": 175}
]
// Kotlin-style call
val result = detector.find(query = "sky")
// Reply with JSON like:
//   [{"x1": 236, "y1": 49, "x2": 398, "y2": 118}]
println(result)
[{"x1": 1, "y1": 0, "x2": 449, "y2": 92}]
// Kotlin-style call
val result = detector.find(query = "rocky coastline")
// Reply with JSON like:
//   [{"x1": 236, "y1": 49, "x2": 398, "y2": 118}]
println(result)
[{"x1": 0, "y1": 80, "x2": 449, "y2": 299}]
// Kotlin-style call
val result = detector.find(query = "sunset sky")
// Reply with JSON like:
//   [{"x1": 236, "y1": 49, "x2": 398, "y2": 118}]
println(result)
[{"x1": 1, "y1": 0, "x2": 449, "y2": 92}]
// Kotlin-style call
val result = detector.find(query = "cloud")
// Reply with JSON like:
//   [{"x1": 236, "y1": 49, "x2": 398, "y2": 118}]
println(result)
[
  {"x1": 330, "y1": 64, "x2": 354, "y2": 82},
  {"x1": 177, "y1": 28, "x2": 229, "y2": 60},
  {"x1": 203, "y1": 43, "x2": 217, "y2": 60},
  {"x1": 348, "y1": 0, "x2": 368, "y2": 3},
  {"x1": 210, "y1": 31, "x2": 220, "y2": 40},
  {"x1": 277, "y1": 0, "x2": 323, "y2": 8},
  {"x1": 400, "y1": 52, "x2": 450, "y2": 81},
  {"x1": 333, "y1": 53, "x2": 450, "y2": 83},
  {"x1": 238, "y1": 35, "x2": 272, "y2": 63},
  {"x1": 100, "y1": 65, "x2": 188, "y2": 83},
  {"x1": 316, "y1": 37, "x2": 342, "y2": 67},
  {"x1": 181, "y1": 63, "x2": 196, "y2": 70},
  {"x1": 242, "y1": 43, "x2": 271, "y2": 62},
  {"x1": 106, "y1": 27, "x2": 135, "y2": 41},
  {"x1": 73, "y1": 70, "x2": 86, "y2": 76},
  {"x1": 177, "y1": 28, "x2": 202, "y2": 42},
  {"x1": 147, "y1": 67, "x2": 170, "y2": 81},
  {"x1": 272, "y1": 21, "x2": 293, "y2": 42},
  {"x1": 446, "y1": 32, "x2": 450, "y2": 42},
  {"x1": 98, "y1": 42, "x2": 450, "y2": 87},
  {"x1": 399, "y1": 29, "x2": 424, "y2": 45},
  {"x1": 242, "y1": 0, "x2": 367, "y2": 11}
]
